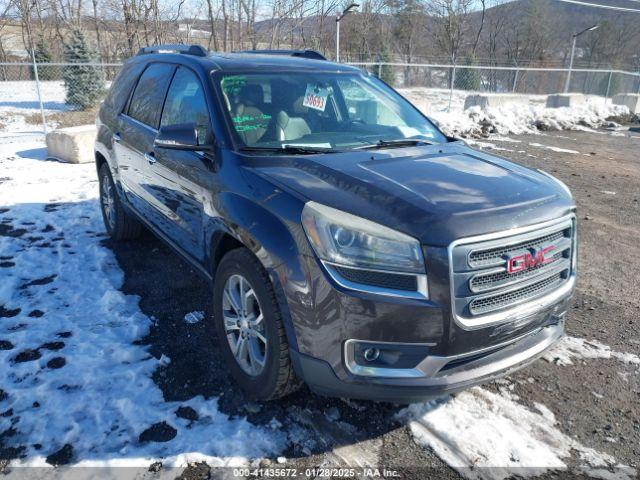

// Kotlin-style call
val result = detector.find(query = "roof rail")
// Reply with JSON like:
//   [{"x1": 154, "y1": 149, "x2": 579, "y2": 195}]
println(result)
[
  {"x1": 137, "y1": 44, "x2": 208, "y2": 57},
  {"x1": 237, "y1": 49, "x2": 326, "y2": 61}
]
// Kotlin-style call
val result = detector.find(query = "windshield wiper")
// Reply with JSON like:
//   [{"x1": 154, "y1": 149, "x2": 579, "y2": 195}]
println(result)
[
  {"x1": 354, "y1": 139, "x2": 434, "y2": 150},
  {"x1": 239, "y1": 146, "x2": 337, "y2": 155}
]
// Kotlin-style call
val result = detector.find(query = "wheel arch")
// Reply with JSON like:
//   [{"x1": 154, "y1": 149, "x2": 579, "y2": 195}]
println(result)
[
  {"x1": 95, "y1": 150, "x2": 108, "y2": 174},
  {"x1": 207, "y1": 193, "x2": 310, "y2": 353}
]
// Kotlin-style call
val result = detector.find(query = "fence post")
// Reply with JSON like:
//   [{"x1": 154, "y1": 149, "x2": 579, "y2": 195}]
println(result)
[
  {"x1": 30, "y1": 49, "x2": 47, "y2": 134},
  {"x1": 605, "y1": 71, "x2": 613, "y2": 101},
  {"x1": 512, "y1": 69, "x2": 519, "y2": 93},
  {"x1": 448, "y1": 65, "x2": 456, "y2": 112},
  {"x1": 377, "y1": 63, "x2": 382, "y2": 79}
]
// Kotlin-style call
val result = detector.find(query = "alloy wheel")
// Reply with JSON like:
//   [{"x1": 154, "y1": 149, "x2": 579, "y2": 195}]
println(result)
[
  {"x1": 222, "y1": 274, "x2": 267, "y2": 376},
  {"x1": 100, "y1": 176, "x2": 116, "y2": 230}
]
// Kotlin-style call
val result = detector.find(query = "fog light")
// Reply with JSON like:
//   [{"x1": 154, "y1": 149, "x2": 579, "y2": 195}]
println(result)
[{"x1": 363, "y1": 348, "x2": 380, "y2": 362}]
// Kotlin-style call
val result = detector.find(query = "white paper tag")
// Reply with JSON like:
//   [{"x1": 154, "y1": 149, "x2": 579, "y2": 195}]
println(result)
[
  {"x1": 283, "y1": 143, "x2": 331, "y2": 148},
  {"x1": 302, "y1": 83, "x2": 329, "y2": 111}
]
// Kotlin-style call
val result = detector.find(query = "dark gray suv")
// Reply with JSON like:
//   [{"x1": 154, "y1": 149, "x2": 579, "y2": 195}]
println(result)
[{"x1": 95, "y1": 45, "x2": 577, "y2": 402}]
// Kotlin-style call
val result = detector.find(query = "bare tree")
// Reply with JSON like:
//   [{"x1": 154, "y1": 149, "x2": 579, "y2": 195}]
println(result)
[{"x1": 424, "y1": 0, "x2": 474, "y2": 64}]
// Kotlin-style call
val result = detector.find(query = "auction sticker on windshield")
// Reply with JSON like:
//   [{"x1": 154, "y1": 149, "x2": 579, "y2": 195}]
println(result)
[{"x1": 303, "y1": 83, "x2": 329, "y2": 111}]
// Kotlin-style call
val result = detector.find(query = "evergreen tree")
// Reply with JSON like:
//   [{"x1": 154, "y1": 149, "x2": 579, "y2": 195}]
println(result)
[
  {"x1": 454, "y1": 57, "x2": 481, "y2": 91},
  {"x1": 376, "y1": 47, "x2": 395, "y2": 86},
  {"x1": 62, "y1": 29, "x2": 105, "y2": 110},
  {"x1": 33, "y1": 37, "x2": 58, "y2": 81}
]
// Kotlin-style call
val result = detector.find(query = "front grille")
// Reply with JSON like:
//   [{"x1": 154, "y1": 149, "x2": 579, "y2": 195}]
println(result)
[
  {"x1": 333, "y1": 265, "x2": 418, "y2": 291},
  {"x1": 451, "y1": 218, "x2": 575, "y2": 322}
]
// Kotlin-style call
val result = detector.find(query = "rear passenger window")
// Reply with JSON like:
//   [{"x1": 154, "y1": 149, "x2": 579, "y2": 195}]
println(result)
[
  {"x1": 127, "y1": 63, "x2": 174, "y2": 128},
  {"x1": 160, "y1": 67, "x2": 211, "y2": 143}
]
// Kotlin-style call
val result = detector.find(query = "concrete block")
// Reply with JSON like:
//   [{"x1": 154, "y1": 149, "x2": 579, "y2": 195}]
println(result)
[
  {"x1": 546, "y1": 93, "x2": 586, "y2": 108},
  {"x1": 45, "y1": 125, "x2": 97, "y2": 164},
  {"x1": 612, "y1": 93, "x2": 640, "y2": 114},
  {"x1": 464, "y1": 94, "x2": 530, "y2": 110}
]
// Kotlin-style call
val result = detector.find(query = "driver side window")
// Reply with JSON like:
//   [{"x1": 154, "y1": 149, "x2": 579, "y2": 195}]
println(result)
[{"x1": 161, "y1": 67, "x2": 211, "y2": 144}]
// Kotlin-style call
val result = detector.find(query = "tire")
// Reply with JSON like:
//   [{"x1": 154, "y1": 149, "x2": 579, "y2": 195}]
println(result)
[
  {"x1": 98, "y1": 163, "x2": 143, "y2": 241},
  {"x1": 213, "y1": 248, "x2": 301, "y2": 400}
]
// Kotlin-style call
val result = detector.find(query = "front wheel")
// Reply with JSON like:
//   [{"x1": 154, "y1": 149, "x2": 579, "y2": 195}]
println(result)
[{"x1": 212, "y1": 248, "x2": 300, "y2": 400}]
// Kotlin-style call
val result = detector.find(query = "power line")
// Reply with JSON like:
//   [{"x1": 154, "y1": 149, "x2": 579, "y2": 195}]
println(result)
[{"x1": 553, "y1": 0, "x2": 640, "y2": 12}]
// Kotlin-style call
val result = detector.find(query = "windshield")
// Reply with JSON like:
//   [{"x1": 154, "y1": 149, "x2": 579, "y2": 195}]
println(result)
[{"x1": 217, "y1": 72, "x2": 447, "y2": 151}]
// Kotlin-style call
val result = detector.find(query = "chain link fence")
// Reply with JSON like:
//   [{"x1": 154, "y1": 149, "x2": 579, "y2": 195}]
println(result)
[
  {"x1": 352, "y1": 62, "x2": 640, "y2": 104},
  {"x1": 0, "y1": 62, "x2": 119, "y2": 136},
  {"x1": 1, "y1": 60, "x2": 639, "y2": 136}
]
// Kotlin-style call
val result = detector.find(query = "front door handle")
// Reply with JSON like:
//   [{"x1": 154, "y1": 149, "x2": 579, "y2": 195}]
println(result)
[
  {"x1": 113, "y1": 132, "x2": 121, "y2": 143},
  {"x1": 145, "y1": 152, "x2": 156, "y2": 165}
]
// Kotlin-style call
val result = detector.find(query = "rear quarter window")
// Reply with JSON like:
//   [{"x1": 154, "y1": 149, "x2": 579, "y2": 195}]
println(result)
[
  {"x1": 103, "y1": 61, "x2": 146, "y2": 113},
  {"x1": 127, "y1": 63, "x2": 175, "y2": 128}
]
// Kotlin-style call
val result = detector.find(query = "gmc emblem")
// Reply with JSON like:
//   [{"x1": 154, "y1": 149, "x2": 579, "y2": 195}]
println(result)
[{"x1": 506, "y1": 245, "x2": 555, "y2": 274}]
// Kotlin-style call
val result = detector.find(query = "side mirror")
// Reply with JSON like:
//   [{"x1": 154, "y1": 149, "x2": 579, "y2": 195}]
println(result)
[{"x1": 154, "y1": 123, "x2": 211, "y2": 151}]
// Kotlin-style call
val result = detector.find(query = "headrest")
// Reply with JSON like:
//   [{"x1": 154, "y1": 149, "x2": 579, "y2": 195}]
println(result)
[
  {"x1": 238, "y1": 84, "x2": 263, "y2": 106},
  {"x1": 276, "y1": 110, "x2": 290, "y2": 127},
  {"x1": 292, "y1": 97, "x2": 308, "y2": 114}
]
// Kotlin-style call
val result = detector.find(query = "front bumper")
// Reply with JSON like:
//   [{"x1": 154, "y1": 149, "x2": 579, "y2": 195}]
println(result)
[
  {"x1": 279, "y1": 244, "x2": 572, "y2": 403},
  {"x1": 276, "y1": 212, "x2": 576, "y2": 403},
  {"x1": 291, "y1": 318, "x2": 565, "y2": 403}
]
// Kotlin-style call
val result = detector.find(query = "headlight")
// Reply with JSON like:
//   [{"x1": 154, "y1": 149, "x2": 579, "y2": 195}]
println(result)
[{"x1": 301, "y1": 201, "x2": 425, "y2": 274}]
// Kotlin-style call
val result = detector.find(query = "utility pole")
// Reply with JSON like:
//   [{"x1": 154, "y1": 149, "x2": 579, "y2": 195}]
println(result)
[
  {"x1": 564, "y1": 24, "x2": 599, "y2": 93},
  {"x1": 31, "y1": 48, "x2": 47, "y2": 134}
]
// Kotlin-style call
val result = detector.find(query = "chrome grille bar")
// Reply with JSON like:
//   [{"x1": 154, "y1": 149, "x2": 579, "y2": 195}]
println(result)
[
  {"x1": 469, "y1": 272, "x2": 565, "y2": 315},
  {"x1": 468, "y1": 230, "x2": 566, "y2": 268}
]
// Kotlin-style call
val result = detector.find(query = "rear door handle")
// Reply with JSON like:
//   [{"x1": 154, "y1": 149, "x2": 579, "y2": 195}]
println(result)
[
  {"x1": 145, "y1": 152, "x2": 156, "y2": 165},
  {"x1": 113, "y1": 132, "x2": 121, "y2": 143}
]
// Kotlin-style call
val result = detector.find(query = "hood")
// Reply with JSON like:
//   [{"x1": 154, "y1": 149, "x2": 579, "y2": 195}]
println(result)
[{"x1": 246, "y1": 142, "x2": 575, "y2": 246}]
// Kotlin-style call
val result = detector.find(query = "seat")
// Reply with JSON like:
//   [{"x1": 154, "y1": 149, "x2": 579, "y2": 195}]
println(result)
[
  {"x1": 276, "y1": 98, "x2": 311, "y2": 141},
  {"x1": 233, "y1": 84, "x2": 270, "y2": 145},
  {"x1": 275, "y1": 112, "x2": 312, "y2": 141}
]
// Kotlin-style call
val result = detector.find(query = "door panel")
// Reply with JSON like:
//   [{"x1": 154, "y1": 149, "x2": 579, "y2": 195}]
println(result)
[
  {"x1": 118, "y1": 116, "x2": 159, "y2": 219},
  {"x1": 147, "y1": 150, "x2": 216, "y2": 260},
  {"x1": 115, "y1": 62, "x2": 175, "y2": 219}
]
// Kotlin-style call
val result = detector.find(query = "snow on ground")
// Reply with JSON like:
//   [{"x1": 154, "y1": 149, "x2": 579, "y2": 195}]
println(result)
[
  {"x1": 397, "y1": 87, "x2": 629, "y2": 138},
  {"x1": 528, "y1": 143, "x2": 581, "y2": 154},
  {"x1": 465, "y1": 139, "x2": 514, "y2": 152},
  {"x1": 183, "y1": 311, "x2": 205, "y2": 324},
  {"x1": 0, "y1": 138, "x2": 286, "y2": 467},
  {"x1": 0, "y1": 81, "x2": 69, "y2": 135},
  {"x1": 0, "y1": 81, "x2": 68, "y2": 115},
  {"x1": 401, "y1": 336, "x2": 640, "y2": 480},
  {"x1": 399, "y1": 386, "x2": 636, "y2": 480},
  {"x1": 543, "y1": 336, "x2": 640, "y2": 367}
]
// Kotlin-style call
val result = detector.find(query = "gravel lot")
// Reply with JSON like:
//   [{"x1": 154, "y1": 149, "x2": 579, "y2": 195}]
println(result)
[
  {"x1": 100, "y1": 129, "x2": 640, "y2": 478},
  {"x1": 1, "y1": 128, "x2": 638, "y2": 479}
]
